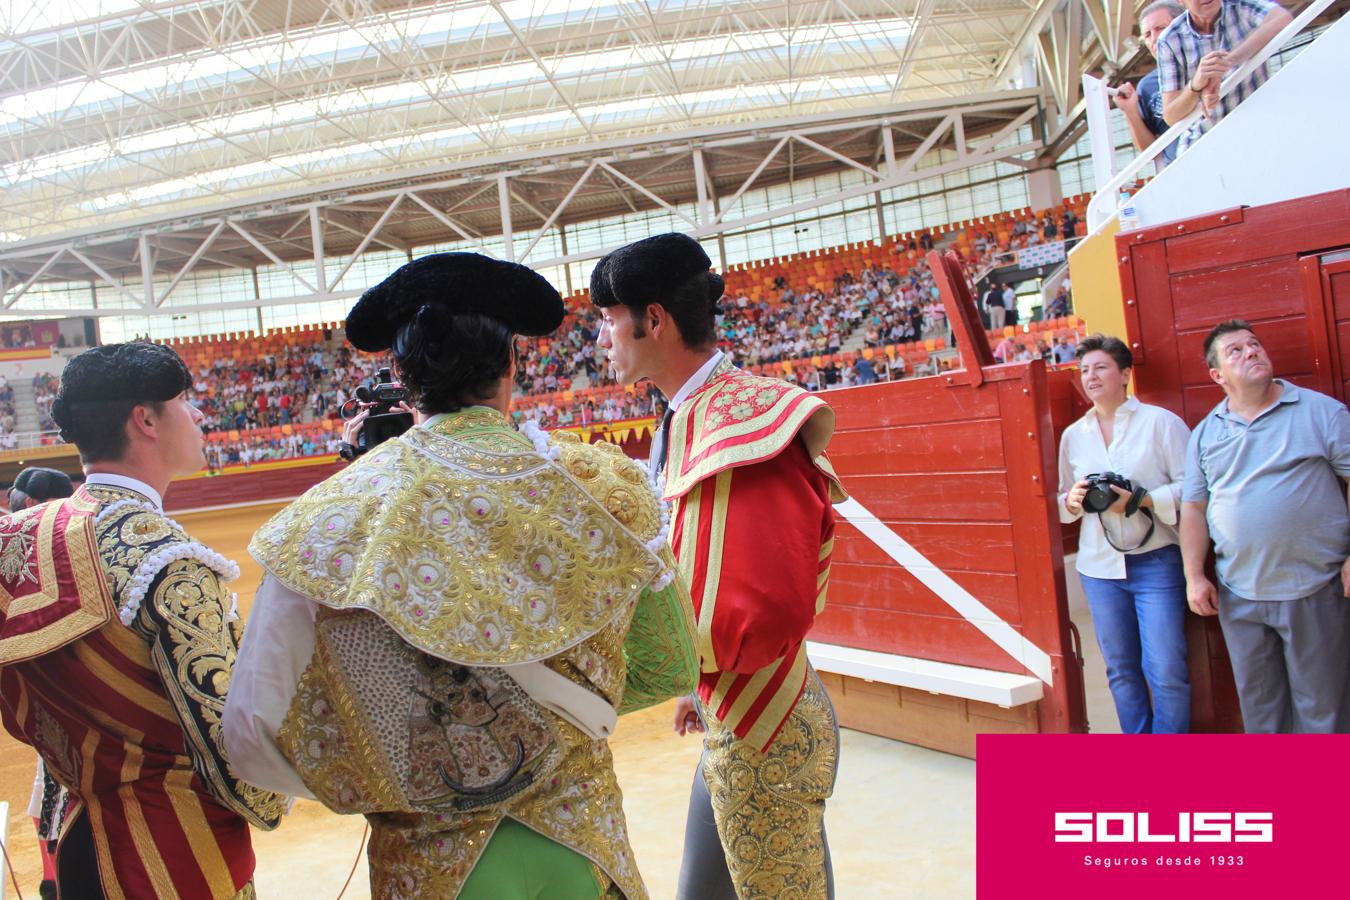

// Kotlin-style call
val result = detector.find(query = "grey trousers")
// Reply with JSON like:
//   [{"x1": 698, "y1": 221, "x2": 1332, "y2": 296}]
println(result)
[
  {"x1": 674, "y1": 752, "x2": 835, "y2": 900},
  {"x1": 1218, "y1": 578, "x2": 1350, "y2": 733}
]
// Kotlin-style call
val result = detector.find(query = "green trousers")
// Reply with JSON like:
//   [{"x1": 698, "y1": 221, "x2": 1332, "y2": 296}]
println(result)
[{"x1": 459, "y1": 817, "x2": 604, "y2": 900}]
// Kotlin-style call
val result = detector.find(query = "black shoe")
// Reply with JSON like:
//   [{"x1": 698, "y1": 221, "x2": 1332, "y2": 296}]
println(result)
[{"x1": 39, "y1": 880, "x2": 57, "y2": 900}]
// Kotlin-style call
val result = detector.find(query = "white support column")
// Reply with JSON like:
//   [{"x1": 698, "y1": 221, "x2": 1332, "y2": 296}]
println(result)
[
  {"x1": 692, "y1": 148, "x2": 713, "y2": 225},
  {"x1": 559, "y1": 225, "x2": 573, "y2": 294},
  {"x1": 498, "y1": 174, "x2": 515, "y2": 261},
  {"x1": 138, "y1": 234, "x2": 155, "y2": 309},
  {"x1": 309, "y1": 207, "x2": 327, "y2": 295},
  {"x1": 252, "y1": 268, "x2": 265, "y2": 334},
  {"x1": 1027, "y1": 166, "x2": 1063, "y2": 210}
]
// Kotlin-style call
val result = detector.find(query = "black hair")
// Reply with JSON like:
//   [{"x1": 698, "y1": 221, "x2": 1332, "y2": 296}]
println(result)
[
  {"x1": 588, "y1": 233, "x2": 723, "y2": 350},
  {"x1": 51, "y1": 342, "x2": 191, "y2": 464},
  {"x1": 1202, "y1": 319, "x2": 1256, "y2": 369},
  {"x1": 601, "y1": 270, "x2": 724, "y2": 350},
  {"x1": 1074, "y1": 333, "x2": 1133, "y2": 371},
  {"x1": 392, "y1": 304, "x2": 514, "y2": 414}
]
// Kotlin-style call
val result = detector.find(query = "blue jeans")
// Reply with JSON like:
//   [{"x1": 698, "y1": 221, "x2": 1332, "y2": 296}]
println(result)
[{"x1": 1080, "y1": 545, "x2": 1191, "y2": 733}]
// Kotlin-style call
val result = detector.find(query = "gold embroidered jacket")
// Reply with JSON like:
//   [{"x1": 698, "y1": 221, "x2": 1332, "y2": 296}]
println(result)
[
  {"x1": 0, "y1": 485, "x2": 286, "y2": 900},
  {"x1": 249, "y1": 408, "x2": 698, "y2": 899}
]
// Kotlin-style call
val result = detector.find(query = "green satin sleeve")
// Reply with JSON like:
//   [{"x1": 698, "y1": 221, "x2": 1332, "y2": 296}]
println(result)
[{"x1": 618, "y1": 548, "x2": 698, "y2": 715}]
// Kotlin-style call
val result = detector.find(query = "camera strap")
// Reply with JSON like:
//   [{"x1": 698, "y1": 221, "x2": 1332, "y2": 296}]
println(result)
[{"x1": 1099, "y1": 506, "x2": 1156, "y2": 554}]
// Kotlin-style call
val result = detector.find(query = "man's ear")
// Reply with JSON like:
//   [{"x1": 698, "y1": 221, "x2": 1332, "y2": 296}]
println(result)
[
  {"x1": 127, "y1": 403, "x2": 157, "y2": 441},
  {"x1": 1207, "y1": 365, "x2": 1225, "y2": 388},
  {"x1": 646, "y1": 302, "x2": 671, "y2": 340}
]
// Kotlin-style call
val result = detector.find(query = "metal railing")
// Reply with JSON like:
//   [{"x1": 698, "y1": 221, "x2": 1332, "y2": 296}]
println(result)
[
  {"x1": 0, "y1": 429, "x2": 63, "y2": 453},
  {"x1": 1085, "y1": 0, "x2": 1337, "y2": 233}
]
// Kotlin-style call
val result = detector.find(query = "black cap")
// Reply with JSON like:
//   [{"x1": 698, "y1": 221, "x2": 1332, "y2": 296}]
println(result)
[
  {"x1": 344, "y1": 252, "x2": 564, "y2": 352},
  {"x1": 589, "y1": 233, "x2": 712, "y2": 309},
  {"x1": 50, "y1": 342, "x2": 191, "y2": 440},
  {"x1": 11, "y1": 467, "x2": 74, "y2": 505}
]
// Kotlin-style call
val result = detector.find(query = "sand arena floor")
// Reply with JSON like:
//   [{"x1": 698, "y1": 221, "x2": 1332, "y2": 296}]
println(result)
[{"x1": 0, "y1": 501, "x2": 978, "y2": 899}]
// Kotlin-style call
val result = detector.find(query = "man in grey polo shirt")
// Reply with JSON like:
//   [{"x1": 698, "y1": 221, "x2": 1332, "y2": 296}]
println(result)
[{"x1": 1180, "y1": 320, "x2": 1350, "y2": 732}]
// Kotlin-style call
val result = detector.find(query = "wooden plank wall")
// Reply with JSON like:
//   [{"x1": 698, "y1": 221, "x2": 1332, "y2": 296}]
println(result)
[{"x1": 814, "y1": 363, "x2": 1086, "y2": 737}]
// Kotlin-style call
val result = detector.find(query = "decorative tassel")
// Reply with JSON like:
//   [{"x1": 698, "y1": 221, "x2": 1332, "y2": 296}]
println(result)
[{"x1": 520, "y1": 420, "x2": 562, "y2": 461}]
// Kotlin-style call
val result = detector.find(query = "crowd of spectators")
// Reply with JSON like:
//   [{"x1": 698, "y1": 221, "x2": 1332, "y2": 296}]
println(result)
[
  {"x1": 719, "y1": 256, "x2": 941, "y2": 369},
  {"x1": 34, "y1": 373, "x2": 59, "y2": 433},
  {"x1": 960, "y1": 205, "x2": 1082, "y2": 279},
  {"x1": 1114, "y1": 0, "x2": 1294, "y2": 168},
  {"x1": 205, "y1": 431, "x2": 345, "y2": 474},
  {"x1": 184, "y1": 340, "x2": 393, "y2": 434},
  {"x1": 0, "y1": 377, "x2": 17, "y2": 447},
  {"x1": 0, "y1": 199, "x2": 1092, "y2": 468}
]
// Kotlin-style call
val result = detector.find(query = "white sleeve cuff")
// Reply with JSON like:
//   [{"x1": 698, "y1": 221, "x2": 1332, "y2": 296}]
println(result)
[{"x1": 1148, "y1": 484, "x2": 1180, "y2": 526}]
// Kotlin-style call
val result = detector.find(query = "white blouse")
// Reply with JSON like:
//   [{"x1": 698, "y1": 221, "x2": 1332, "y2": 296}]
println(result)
[{"x1": 1056, "y1": 396, "x2": 1191, "y2": 579}]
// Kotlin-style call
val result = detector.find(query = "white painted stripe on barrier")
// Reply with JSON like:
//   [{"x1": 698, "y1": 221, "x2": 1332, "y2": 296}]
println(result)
[
  {"x1": 806, "y1": 641, "x2": 1044, "y2": 707},
  {"x1": 833, "y1": 497, "x2": 1056, "y2": 685}
]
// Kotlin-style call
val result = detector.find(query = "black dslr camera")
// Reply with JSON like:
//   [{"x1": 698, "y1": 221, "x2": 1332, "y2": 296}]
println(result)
[
  {"x1": 1082, "y1": 471, "x2": 1135, "y2": 514},
  {"x1": 338, "y1": 368, "x2": 414, "y2": 460}
]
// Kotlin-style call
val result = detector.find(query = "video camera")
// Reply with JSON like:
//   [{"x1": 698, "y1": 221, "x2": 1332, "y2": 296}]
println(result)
[{"x1": 338, "y1": 368, "x2": 414, "y2": 460}]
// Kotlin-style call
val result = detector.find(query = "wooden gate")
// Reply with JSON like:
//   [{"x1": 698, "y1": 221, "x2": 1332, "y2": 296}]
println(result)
[{"x1": 808, "y1": 251, "x2": 1087, "y2": 756}]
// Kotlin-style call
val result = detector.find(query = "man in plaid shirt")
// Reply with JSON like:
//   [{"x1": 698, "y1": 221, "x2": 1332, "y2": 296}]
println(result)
[{"x1": 1158, "y1": 0, "x2": 1293, "y2": 154}]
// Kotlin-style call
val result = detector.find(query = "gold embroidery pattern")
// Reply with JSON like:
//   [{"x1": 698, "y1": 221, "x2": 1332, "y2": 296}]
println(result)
[
  {"x1": 280, "y1": 611, "x2": 648, "y2": 899},
  {"x1": 32, "y1": 702, "x2": 80, "y2": 788},
  {"x1": 663, "y1": 368, "x2": 843, "y2": 502},
  {"x1": 701, "y1": 669, "x2": 838, "y2": 900},
  {"x1": 138, "y1": 558, "x2": 287, "y2": 828},
  {"x1": 86, "y1": 487, "x2": 285, "y2": 829},
  {"x1": 281, "y1": 608, "x2": 564, "y2": 813},
  {"x1": 0, "y1": 509, "x2": 39, "y2": 585},
  {"x1": 250, "y1": 411, "x2": 662, "y2": 666},
  {"x1": 280, "y1": 635, "x2": 401, "y2": 814},
  {"x1": 90, "y1": 486, "x2": 178, "y2": 602},
  {"x1": 271, "y1": 411, "x2": 677, "y2": 899}
]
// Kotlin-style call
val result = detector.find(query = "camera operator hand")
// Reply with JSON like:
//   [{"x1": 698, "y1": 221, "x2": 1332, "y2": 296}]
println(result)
[
  {"x1": 339, "y1": 401, "x2": 417, "y2": 461},
  {"x1": 1065, "y1": 479, "x2": 1091, "y2": 515},
  {"x1": 1104, "y1": 484, "x2": 1139, "y2": 515},
  {"x1": 341, "y1": 404, "x2": 371, "y2": 447}
]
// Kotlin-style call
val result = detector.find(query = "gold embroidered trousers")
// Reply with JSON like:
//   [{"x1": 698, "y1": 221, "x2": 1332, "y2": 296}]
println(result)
[{"x1": 696, "y1": 668, "x2": 838, "y2": 899}]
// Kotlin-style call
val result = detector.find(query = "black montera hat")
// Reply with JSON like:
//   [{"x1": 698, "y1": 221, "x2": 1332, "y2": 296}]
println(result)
[
  {"x1": 344, "y1": 252, "x2": 564, "y2": 352},
  {"x1": 11, "y1": 467, "x2": 74, "y2": 504},
  {"x1": 589, "y1": 233, "x2": 712, "y2": 308},
  {"x1": 50, "y1": 342, "x2": 191, "y2": 441}
]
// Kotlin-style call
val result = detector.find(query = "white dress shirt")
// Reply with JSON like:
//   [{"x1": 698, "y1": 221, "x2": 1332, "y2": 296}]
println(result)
[
  {"x1": 1056, "y1": 396, "x2": 1190, "y2": 579},
  {"x1": 648, "y1": 350, "x2": 724, "y2": 476},
  {"x1": 668, "y1": 350, "x2": 725, "y2": 413}
]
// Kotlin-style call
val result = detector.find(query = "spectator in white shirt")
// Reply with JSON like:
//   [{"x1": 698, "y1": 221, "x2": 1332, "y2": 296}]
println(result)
[{"x1": 1058, "y1": 334, "x2": 1192, "y2": 733}]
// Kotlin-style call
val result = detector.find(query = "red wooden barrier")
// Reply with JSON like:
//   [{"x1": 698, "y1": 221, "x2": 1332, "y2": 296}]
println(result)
[{"x1": 801, "y1": 251, "x2": 1088, "y2": 750}]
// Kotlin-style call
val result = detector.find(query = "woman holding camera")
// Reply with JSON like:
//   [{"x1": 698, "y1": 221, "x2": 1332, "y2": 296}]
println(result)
[{"x1": 1058, "y1": 334, "x2": 1192, "y2": 733}]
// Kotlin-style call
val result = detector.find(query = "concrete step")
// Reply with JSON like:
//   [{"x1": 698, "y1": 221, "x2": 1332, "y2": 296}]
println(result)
[{"x1": 9, "y1": 376, "x2": 39, "y2": 432}]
